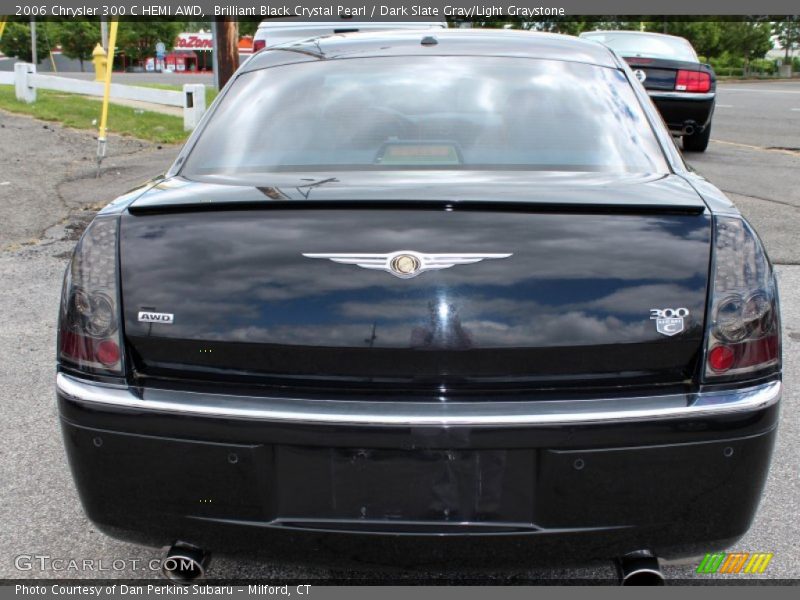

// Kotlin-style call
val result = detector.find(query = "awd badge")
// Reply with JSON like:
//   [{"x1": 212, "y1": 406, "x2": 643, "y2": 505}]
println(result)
[
  {"x1": 650, "y1": 307, "x2": 689, "y2": 337},
  {"x1": 138, "y1": 311, "x2": 174, "y2": 324}
]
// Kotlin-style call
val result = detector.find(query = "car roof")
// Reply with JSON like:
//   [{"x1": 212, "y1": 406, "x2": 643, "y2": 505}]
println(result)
[
  {"x1": 256, "y1": 20, "x2": 447, "y2": 30},
  {"x1": 241, "y1": 29, "x2": 622, "y2": 72}
]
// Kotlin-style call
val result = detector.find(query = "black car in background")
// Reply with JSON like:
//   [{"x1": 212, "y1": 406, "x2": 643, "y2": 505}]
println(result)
[
  {"x1": 581, "y1": 31, "x2": 717, "y2": 152},
  {"x1": 57, "y1": 30, "x2": 779, "y2": 583}
]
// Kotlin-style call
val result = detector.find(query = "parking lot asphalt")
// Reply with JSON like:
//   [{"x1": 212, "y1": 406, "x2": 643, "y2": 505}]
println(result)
[{"x1": 0, "y1": 80, "x2": 798, "y2": 582}]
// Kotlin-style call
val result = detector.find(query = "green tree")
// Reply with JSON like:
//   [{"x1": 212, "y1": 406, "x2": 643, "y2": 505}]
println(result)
[
  {"x1": 719, "y1": 20, "x2": 773, "y2": 69},
  {"x1": 57, "y1": 20, "x2": 101, "y2": 72},
  {"x1": 685, "y1": 22, "x2": 724, "y2": 61},
  {"x1": 0, "y1": 21, "x2": 49, "y2": 63},
  {"x1": 773, "y1": 17, "x2": 800, "y2": 61},
  {"x1": 184, "y1": 21, "x2": 211, "y2": 33},
  {"x1": 237, "y1": 16, "x2": 261, "y2": 37},
  {"x1": 538, "y1": 17, "x2": 599, "y2": 35},
  {"x1": 115, "y1": 20, "x2": 181, "y2": 65}
]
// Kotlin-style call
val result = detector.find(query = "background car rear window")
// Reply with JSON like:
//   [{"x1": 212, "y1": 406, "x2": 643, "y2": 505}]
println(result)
[
  {"x1": 182, "y1": 56, "x2": 669, "y2": 176},
  {"x1": 582, "y1": 32, "x2": 699, "y2": 62}
]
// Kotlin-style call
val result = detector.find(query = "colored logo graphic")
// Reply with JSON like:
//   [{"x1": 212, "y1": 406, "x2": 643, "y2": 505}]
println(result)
[{"x1": 697, "y1": 552, "x2": 773, "y2": 574}]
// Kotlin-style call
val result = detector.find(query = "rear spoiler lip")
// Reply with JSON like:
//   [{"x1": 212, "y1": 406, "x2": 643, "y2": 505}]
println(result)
[{"x1": 128, "y1": 199, "x2": 707, "y2": 217}]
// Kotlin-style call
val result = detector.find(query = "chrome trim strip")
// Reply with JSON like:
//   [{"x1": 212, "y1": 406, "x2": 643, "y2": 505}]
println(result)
[
  {"x1": 56, "y1": 374, "x2": 781, "y2": 427},
  {"x1": 186, "y1": 515, "x2": 630, "y2": 537},
  {"x1": 647, "y1": 91, "x2": 716, "y2": 101}
]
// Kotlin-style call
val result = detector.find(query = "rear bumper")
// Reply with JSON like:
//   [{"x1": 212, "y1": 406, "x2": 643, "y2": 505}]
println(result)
[
  {"x1": 57, "y1": 373, "x2": 780, "y2": 562},
  {"x1": 648, "y1": 91, "x2": 715, "y2": 133}
]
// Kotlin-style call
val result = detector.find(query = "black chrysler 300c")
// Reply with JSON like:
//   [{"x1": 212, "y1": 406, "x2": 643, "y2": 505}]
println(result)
[{"x1": 56, "y1": 31, "x2": 781, "y2": 579}]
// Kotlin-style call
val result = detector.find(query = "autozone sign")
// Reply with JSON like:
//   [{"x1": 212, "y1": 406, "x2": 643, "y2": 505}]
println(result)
[{"x1": 176, "y1": 33, "x2": 212, "y2": 50}]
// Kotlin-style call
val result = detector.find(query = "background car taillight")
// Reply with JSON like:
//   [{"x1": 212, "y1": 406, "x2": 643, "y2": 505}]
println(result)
[
  {"x1": 58, "y1": 216, "x2": 124, "y2": 376},
  {"x1": 704, "y1": 216, "x2": 780, "y2": 380},
  {"x1": 675, "y1": 70, "x2": 711, "y2": 93},
  {"x1": 253, "y1": 39, "x2": 266, "y2": 52}
]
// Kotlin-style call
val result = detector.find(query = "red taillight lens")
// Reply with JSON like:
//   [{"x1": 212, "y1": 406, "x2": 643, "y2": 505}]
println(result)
[
  {"x1": 704, "y1": 216, "x2": 780, "y2": 380},
  {"x1": 675, "y1": 70, "x2": 711, "y2": 93},
  {"x1": 252, "y1": 39, "x2": 266, "y2": 52},
  {"x1": 708, "y1": 345, "x2": 735, "y2": 372},
  {"x1": 58, "y1": 217, "x2": 124, "y2": 375},
  {"x1": 95, "y1": 339, "x2": 121, "y2": 366}
]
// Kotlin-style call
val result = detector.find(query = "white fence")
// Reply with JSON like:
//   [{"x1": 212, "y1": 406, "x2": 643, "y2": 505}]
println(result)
[{"x1": 8, "y1": 63, "x2": 206, "y2": 131}]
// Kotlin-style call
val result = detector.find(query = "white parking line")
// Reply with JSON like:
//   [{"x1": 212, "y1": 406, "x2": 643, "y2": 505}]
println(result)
[
  {"x1": 792, "y1": 108, "x2": 800, "y2": 111},
  {"x1": 716, "y1": 104, "x2": 734, "y2": 108},
  {"x1": 723, "y1": 88, "x2": 800, "y2": 94},
  {"x1": 712, "y1": 139, "x2": 800, "y2": 157}
]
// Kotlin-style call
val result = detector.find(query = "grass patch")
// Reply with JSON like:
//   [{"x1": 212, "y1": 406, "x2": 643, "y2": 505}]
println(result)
[{"x1": 0, "y1": 85, "x2": 187, "y2": 144}]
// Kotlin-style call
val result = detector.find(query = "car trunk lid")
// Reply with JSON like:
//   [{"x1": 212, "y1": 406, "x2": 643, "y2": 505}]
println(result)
[
  {"x1": 120, "y1": 173, "x2": 711, "y2": 393},
  {"x1": 623, "y1": 56, "x2": 712, "y2": 92}
]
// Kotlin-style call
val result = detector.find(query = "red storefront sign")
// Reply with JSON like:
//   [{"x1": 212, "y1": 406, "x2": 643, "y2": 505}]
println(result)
[{"x1": 175, "y1": 33, "x2": 212, "y2": 51}]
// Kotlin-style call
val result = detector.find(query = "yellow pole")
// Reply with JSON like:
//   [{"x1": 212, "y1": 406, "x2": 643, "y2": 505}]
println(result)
[
  {"x1": 0, "y1": 18, "x2": 7, "y2": 40},
  {"x1": 96, "y1": 18, "x2": 118, "y2": 174}
]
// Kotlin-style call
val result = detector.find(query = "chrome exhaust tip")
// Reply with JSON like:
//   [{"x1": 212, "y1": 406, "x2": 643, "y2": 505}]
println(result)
[
  {"x1": 616, "y1": 553, "x2": 665, "y2": 586},
  {"x1": 161, "y1": 542, "x2": 210, "y2": 584}
]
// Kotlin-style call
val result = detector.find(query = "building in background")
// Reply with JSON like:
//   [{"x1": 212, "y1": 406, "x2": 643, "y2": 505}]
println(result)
[{"x1": 144, "y1": 32, "x2": 253, "y2": 72}]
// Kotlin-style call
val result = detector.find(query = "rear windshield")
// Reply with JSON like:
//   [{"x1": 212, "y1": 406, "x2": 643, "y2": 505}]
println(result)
[
  {"x1": 582, "y1": 32, "x2": 698, "y2": 62},
  {"x1": 182, "y1": 56, "x2": 668, "y2": 177}
]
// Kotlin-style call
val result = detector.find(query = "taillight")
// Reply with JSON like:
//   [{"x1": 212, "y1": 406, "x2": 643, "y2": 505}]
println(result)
[
  {"x1": 253, "y1": 39, "x2": 266, "y2": 52},
  {"x1": 675, "y1": 70, "x2": 711, "y2": 93},
  {"x1": 58, "y1": 216, "x2": 124, "y2": 376},
  {"x1": 704, "y1": 216, "x2": 780, "y2": 380}
]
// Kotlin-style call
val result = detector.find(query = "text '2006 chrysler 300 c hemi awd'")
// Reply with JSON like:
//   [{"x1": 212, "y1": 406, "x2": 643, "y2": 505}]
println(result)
[{"x1": 56, "y1": 30, "x2": 781, "y2": 582}]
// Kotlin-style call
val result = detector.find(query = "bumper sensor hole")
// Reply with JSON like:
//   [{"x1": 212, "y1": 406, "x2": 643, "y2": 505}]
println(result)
[
  {"x1": 227, "y1": 452, "x2": 239, "y2": 464},
  {"x1": 92, "y1": 437, "x2": 103, "y2": 448},
  {"x1": 723, "y1": 447, "x2": 735, "y2": 458},
  {"x1": 573, "y1": 458, "x2": 585, "y2": 470}
]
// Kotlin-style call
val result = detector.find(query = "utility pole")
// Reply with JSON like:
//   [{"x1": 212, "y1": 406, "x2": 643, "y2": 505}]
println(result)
[
  {"x1": 214, "y1": 17, "x2": 239, "y2": 89},
  {"x1": 30, "y1": 18, "x2": 37, "y2": 65}
]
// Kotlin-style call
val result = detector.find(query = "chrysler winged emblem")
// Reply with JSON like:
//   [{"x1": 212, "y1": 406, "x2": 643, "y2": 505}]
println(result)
[{"x1": 302, "y1": 250, "x2": 513, "y2": 279}]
